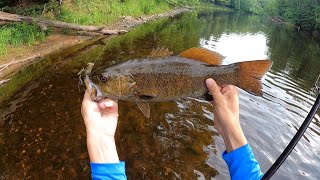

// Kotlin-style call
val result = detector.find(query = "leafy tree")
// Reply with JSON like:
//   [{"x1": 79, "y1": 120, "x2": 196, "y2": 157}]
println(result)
[{"x1": 214, "y1": 0, "x2": 320, "y2": 32}]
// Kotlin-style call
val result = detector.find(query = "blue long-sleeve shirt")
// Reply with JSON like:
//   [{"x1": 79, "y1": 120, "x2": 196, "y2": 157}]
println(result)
[
  {"x1": 223, "y1": 144, "x2": 263, "y2": 180},
  {"x1": 90, "y1": 162, "x2": 127, "y2": 180},
  {"x1": 90, "y1": 144, "x2": 262, "y2": 180}
]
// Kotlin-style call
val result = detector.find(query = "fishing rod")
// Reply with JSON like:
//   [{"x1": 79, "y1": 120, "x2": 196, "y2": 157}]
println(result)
[{"x1": 262, "y1": 75, "x2": 320, "y2": 180}]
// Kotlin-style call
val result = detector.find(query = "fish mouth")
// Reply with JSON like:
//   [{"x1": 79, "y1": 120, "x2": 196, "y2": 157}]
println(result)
[{"x1": 84, "y1": 75, "x2": 104, "y2": 102}]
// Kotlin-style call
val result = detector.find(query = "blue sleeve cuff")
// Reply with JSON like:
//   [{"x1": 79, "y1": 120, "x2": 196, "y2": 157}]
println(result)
[
  {"x1": 222, "y1": 144, "x2": 263, "y2": 180},
  {"x1": 90, "y1": 161, "x2": 127, "y2": 180}
]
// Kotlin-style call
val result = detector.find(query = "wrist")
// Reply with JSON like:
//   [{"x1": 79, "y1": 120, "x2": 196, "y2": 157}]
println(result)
[
  {"x1": 84, "y1": 115, "x2": 118, "y2": 138},
  {"x1": 223, "y1": 125, "x2": 247, "y2": 152},
  {"x1": 86, "y1": 134, "x2": 119, "y2": 163},
  {"x1": 87, "y1": 131, "x2": 115, "y2": 142}
]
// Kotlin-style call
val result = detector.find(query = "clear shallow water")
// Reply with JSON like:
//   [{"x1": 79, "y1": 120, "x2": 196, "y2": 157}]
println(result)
[{"x1": 0, "y1": 10, "x2": 320, "y2": 179}]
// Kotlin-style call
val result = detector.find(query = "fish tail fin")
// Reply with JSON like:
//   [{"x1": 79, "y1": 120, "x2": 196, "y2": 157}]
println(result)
[{"x1": 237, "y1": 60, "x2": 273, "y2": 96}]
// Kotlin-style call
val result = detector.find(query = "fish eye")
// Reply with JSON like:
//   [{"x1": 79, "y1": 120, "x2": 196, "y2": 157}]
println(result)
[{"x1": 100, "y1": 76, "x2": 107, "y2": 82}]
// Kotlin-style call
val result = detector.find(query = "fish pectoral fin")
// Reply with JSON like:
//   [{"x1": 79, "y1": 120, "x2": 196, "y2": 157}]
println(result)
[
  {"x1": 179, "y1": 47, "x2": 224, "y2": 65},
  {"x1": 137, "y1": 102, "x2": 151, "y2": 118},
  {"x1": 148, "y1": 47, "x2": 173, "y2": 58}
]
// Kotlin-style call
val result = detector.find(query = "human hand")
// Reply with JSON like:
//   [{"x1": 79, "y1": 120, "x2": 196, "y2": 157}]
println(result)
[
  {"x1": 81, "y1": 90, "x2": 119, "y2": 137},
  {"x1": 81, "y1": 90, "x2": 120, "y2": 163},
  {"x1": 205, "y1": 78, "x2": 247, "y2": 152}
]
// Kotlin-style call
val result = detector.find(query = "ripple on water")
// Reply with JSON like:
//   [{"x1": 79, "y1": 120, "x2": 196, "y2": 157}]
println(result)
[{"x1": 237, "y1": 68, "x2": 320, "y2": 179}]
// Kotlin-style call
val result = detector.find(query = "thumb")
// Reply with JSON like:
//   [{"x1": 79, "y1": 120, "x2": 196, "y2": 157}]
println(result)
[
  {"x1": 83, "y1": 90, "x2": 93, "y2": 104},
  {"x1": 205, "y1": 78, "x2": 222, "y2": 100},
  {"x1": 82, "y1": 90, "x2": 97, "y2": 112}
]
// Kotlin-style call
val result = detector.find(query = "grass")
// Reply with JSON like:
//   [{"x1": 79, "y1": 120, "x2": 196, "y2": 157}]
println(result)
[
  {"x1": 0, "y1": 23, "x2": 46, "y2": 56},
  {"x1": 59, "y1": 0, "x2": 173, "y2": 25},
  {"x1": 58, "y1": 0, "x2": 211, "y2": 25}
]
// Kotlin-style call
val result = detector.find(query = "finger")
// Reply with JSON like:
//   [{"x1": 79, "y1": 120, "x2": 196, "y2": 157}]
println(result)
[
  {"x1": 98, "y1": 99, "x2": 119, "y2": 117},
  {"x1": 82, "y1": 90, "x2": 95, "y2": 108},
  {"x1": 206, "y1": 78, "x2": 222, "y2": 100},
  {"x1": 222, "y1": 85, "x2": 238, "y2": 96},
  {"x1": 83, "y1": 90, "x2": 91, "y2": 102},
  {"x1": 217, "y1": 85, "x2": 222, "y2": 92},
  {"x1": 221, "y1": 85, "x2": 231, "y2": 95},
  {"x1": 98, "y1": 99, "x2": 118, "y2": 109},
  {"x1": 98, "y1": 99, "x2": 113, "y2": 108},
  {"x1": 82, "y1": 90, "x2": 99, "y2": 117}
]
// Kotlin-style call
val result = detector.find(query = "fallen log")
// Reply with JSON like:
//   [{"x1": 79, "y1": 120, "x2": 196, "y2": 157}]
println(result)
[
  {"x1": 76, "y1": 31, "x2": 105, "y2": 37},
  {"x1": 100, "y1": 29, "x2": 128, "y2": 35},
  {"x1": 0, "y1": 11, "x2": 127, "y2": 35},
  {"x1": 0, "y1": 79, "x2": 10, "y2": 86},
  {"x1": 0, "y1": 58, "x2": 15, "y2": 74},
  {"x1": 0, "y1": 55, "x2": 38, "y2": 73}
]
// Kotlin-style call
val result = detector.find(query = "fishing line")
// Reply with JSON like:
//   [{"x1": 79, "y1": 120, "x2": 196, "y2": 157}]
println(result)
[
  {"x1": 77, "y1": 38, "x2": 108, "y2": 90},
  {"x1": 262, "y1": 75, "x2": 320, "y2": 180},
  {"x1": 93, "y1": 40, "x2": 109, "y2": 67}
]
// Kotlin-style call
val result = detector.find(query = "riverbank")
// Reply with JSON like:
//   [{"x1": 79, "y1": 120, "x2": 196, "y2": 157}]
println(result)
[
  {"x1": 0, "y1": 0, "x2": 208, "y2": 58},
  {"x1": 268, "y1": 16, "x2": 320, "y2": 38},
  {"x1": 0, "y1": 7, "x2": 191, "y2": 87}
]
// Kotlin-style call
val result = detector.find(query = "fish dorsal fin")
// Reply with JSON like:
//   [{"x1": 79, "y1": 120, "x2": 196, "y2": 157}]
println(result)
[
  {"x1": 179, "y1": 47, "x2": 224, "y2": 65},
  {"x1": 148, "y1": 47, "x2": 173, "y2": 58},
  {"x1": 137, "y1": 102, "x2": 151, "y2": 118}
]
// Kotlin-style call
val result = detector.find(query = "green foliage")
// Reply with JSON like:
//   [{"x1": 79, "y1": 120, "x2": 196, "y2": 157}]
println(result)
[
  {"x1": 215, "y1": 0, "x2": 232, "y2": 7},
  {"x1": 0, "y1": 23, "x2": 46, "y2": 55},
  {"x1": 268, "y1": 0, "x2": 320, "y2": 31},
  {"x1": 216, "y1": 0, "x2": 265, "y2": 13},
  {"x1": 0, "y1": 29, "x2": 11, "y2": 55},
  {"x1": 216, "y1": 0, "x2": 320, "y2": 32},
  {"x1": 5, "y1": 4, "x2": 45, "y2": 16},
  {"x1": 315, "y1": 6, "x2": 320, "y2": 29},
  {"x1": 263, "y1": 0, "x2": 277, "y2": 16},
  {"x1": 59, "y1": 0, "x2": 172, "y2": 25},
  {"x1": 58, "y1": 0, "x2": 213, "y2": 25},
  {"x1": 0, "y1": 0, "x2": 18, "y2": 8}
]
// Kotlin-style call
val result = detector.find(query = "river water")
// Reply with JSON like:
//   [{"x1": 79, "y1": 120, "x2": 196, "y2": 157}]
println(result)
[{"x1": 0, "y1": 10, "x2": 319, "y2": 179}]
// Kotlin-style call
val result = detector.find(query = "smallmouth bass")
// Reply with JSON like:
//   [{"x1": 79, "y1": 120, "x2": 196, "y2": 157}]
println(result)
[{"x1": 83, "y1": 48, "x2": 272, "y2": 117}]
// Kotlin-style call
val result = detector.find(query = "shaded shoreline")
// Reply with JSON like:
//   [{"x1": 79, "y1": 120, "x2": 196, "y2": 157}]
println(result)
[
  {"x1": 0, "y1": 7, "x2": 191, "y2": 103},
  {"x1": 0, "y1": 7, "x2": 191, "y2": 82}
]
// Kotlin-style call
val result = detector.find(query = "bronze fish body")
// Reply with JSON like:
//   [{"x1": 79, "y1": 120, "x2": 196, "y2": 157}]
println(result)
[
  {"x1": 89, "y1": 57, "x2": 271, "y2": 100},
  {"x1": 84, "y1": 48, "x2": 272, "y2": 117}
]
